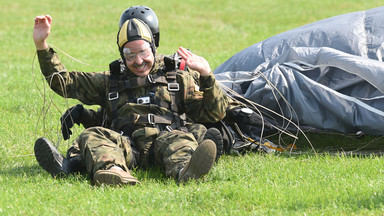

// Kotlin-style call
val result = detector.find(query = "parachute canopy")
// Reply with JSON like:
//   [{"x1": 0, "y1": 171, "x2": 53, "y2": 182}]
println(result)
[{"x1": 214, "y1": 6, "x2": 384, "y2": 135}]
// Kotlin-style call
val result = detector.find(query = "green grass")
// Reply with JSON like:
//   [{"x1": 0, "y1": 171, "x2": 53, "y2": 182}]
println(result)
[{"x1": 1, "y1": 0, "x2": 384, "y2": 215}]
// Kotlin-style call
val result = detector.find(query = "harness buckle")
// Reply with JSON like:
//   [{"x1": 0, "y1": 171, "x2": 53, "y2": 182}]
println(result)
[
  {"x1": 147, "y1": 114, "x2": 155, "y2": 125},
  {"x1": 168, "y1": 83, "x2": 179, "y2": 92},
  {"x1": 147, "y1": 74, "x2": 155, "y2": 83},
  {"x1": 108, "y1": 92, "x2": 119, "y2": 100},
  {"x1": 165, "y1": 125, "x2": 173, "y2": 132}
]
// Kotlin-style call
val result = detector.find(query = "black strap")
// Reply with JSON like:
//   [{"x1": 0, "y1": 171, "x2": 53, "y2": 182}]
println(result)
[
  {"x1": 165, "y1": 71, "x2": 179, "y2": 114},
  {"x1": 116, "y1": 114, "x2": 173, "y2": 127},
  {"x1": 114, "y1": 113, "x2": 187, "y2": 132},
  {"x1": 109, "y1": 60, "x2": 121, "y2": 123}
]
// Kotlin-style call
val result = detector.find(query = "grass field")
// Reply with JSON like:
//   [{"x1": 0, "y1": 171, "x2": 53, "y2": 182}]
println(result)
[{"x1": 1, "y1": 0, "x2": 384, "y2": 215}]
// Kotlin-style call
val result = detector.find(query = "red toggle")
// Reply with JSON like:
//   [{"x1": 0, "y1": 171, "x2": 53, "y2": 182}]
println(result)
[{"x1": 179, "y1": 59, "x2": 186, "y2": 71}]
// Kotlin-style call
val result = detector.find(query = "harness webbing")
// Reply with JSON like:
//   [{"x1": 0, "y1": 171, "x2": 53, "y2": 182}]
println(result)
[
  {"x1": 109, "y1": 74, "x2": 169, "y2": 93},
  {"x1": 108, "y1": 56, "x2": 186, "y2": 132},
  {"x1": 108, "y1": 60, "x2": 121, "y2": 123}
]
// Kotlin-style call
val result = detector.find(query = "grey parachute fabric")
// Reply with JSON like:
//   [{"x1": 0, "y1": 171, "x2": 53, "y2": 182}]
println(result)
[{"x1": 214, "y1": 6, "x2": 384, "y2": 136}]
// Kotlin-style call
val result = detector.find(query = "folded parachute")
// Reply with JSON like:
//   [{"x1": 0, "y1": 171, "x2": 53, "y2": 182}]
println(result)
[{"x1": 214, "y1": 6, "x2": 384, "y2": 135}]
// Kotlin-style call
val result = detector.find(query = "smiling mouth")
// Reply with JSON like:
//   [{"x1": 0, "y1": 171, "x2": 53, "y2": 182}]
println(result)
[{"x1": 134, "y1": 62, "x2": 147, "y2": 70}]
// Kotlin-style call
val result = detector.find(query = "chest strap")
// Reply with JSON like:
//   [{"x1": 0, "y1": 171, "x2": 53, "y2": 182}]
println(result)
[{"x1": 109, "y1": 74, "x2": 170, "y2": 93}]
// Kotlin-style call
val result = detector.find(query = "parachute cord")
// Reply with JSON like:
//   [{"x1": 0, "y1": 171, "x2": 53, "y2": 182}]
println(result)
[
  {"x1": 220, "y1": 83, "x2": 297, "y2": 138},
  {"x1": 31, "y1": 44, "x2": 108, "y2": 151},
  {"x1": 48, "y1": 43, "x2": 107, "y2": 68},
  {"x1": 32, "y1": 52, "x2": 63, "y2": 149},
  {"x1": 251, "y1": 69, "x2": 315, "y2": 153},
  {"x1": 222, "y1": 84, "x2": 312, "y2": 153},
  {"x1": 218, "y1": 69, "x2": 316, "y2": 153},
  {"x1": 252, "y1": 69, "x2": 302, "y2": 152}
]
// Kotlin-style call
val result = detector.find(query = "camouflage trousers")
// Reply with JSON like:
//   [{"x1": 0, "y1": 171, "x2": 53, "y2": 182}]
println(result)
[{"x1": 70, "y1": 124, "x2": 207, "y2": 179}]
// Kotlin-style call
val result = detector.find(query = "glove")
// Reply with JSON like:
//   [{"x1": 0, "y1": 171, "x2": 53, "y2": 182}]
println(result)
[{"x1": 60, "y1": 104, "x2": 84, "y2": 140}]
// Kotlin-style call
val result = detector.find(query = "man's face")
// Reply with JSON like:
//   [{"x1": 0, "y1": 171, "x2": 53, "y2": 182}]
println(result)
[{"x1": 123, "y1": 40, "x2": 154, "y2": 77}]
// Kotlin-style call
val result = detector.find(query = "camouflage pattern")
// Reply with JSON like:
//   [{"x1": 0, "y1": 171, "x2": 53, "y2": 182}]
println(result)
[
  {"x1": 74, "y1": 126, "x2": 135, "y2": 175},
  {"x1": 37, "y1": 48, "x2": 228, "y2": 178},
  {"x1": 154, "y1": 130, "x2": 199, "y2": 177},
  {"x1": 185, "y1": 123, "x2": 207, "y2": 144},
  {"x1": 66, "y1": 111, "x2": 209, "y2": 173}
]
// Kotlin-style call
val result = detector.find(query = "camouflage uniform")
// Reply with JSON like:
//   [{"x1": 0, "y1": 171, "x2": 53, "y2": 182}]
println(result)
[{"x1": 37, "y1": 48, "x2": 228, "y2": 178}]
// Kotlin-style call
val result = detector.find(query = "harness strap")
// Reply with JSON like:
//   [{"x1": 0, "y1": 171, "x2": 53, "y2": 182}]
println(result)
[
  {"x1": 110, "y1": 74, "x2": 170, "y2": 93},
  {"x1": 113, "y1": 113, "x2": 187, "y2": 130},
  {"x1": 109, "y1": 60, "x2": 121, "y2": 122},
  {"x1": 166, "y1": 71, "x2": 179, "y2": 113},
  {"x1": 108, "y1": 55, "x2": 187, "y2": 132}
]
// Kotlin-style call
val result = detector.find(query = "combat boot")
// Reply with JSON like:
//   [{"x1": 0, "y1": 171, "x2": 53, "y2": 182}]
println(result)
[
  {"x1": 178, "y1": 139, "x2": 217, "y2": 183},
  {"x1": 204, "y1": 127, "x2": 223, "y2": 161},
  {"x1": 93, "y1": 166, "x2": 140, "y2": 186},
  {"x1": 34, "y1": 137, "x2": 83, "y2": 177}
]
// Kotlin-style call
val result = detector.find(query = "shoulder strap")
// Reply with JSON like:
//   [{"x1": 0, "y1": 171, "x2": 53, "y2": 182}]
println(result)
[{"x1": 108, "y1": 60, "x2": 122, "y2": 124}]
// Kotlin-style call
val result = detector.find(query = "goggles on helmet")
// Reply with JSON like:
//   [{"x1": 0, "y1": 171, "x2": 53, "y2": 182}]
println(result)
[{"x1": 123, "y1": 43, "x2": 151, "y2": 61}]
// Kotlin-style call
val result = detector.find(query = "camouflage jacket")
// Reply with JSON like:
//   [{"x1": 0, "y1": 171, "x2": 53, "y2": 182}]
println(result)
[{"x1": 37, "y1": 48, "x2": 228, "y2": 130}]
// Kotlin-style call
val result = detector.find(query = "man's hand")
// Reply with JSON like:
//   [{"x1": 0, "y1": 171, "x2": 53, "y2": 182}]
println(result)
[
  {"x1": 33, "y1": 15, "x2": 52, "y2": 50},
  {"x1": 60, "y1": 104, "x2": 84, "y2": 140},
  {"x1": 177, "y1": 47, "x2": 211, "y2": 76}
]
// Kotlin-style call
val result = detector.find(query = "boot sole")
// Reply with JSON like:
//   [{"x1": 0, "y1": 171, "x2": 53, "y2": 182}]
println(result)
[
  {"x1": 34, "y1": 137, "x2": 65, "y2": 177},
  {"x1": 178, "y1": 140, "x2": 217, "y2": 183}
]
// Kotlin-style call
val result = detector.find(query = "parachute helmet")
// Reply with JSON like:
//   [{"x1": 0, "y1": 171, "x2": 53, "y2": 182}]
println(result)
[
  {"x1": 119, "y1": 6, "x2": 160, "y2": 47},
  {"x1": 117, "y1": 18, "x2": 156, "y2": 63}
]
